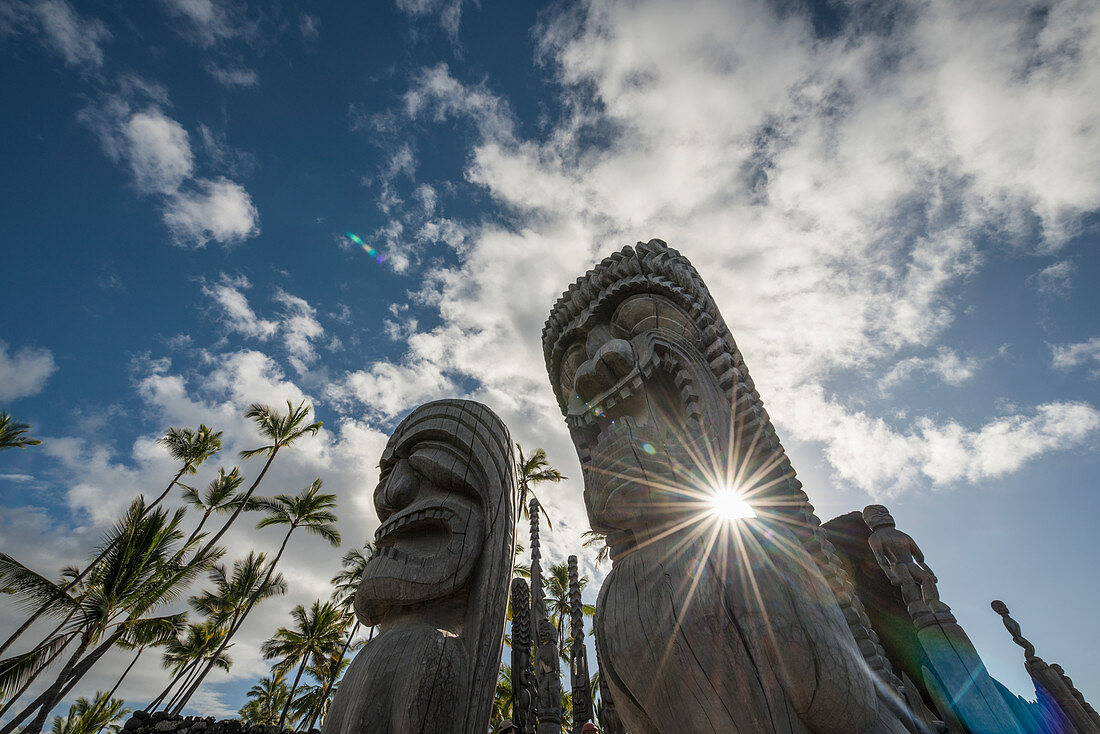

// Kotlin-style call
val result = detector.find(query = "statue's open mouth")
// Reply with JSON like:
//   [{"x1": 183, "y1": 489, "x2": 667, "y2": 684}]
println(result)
[
  {"x1": 374, "y1": 506, "x2": 458, "y2": 559},
  {"x1": 568, "y1": 340, "x2": 716, "y2": 534}
]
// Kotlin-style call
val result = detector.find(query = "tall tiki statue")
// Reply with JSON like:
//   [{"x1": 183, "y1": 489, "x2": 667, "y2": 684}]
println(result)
[
  {"x1": 323, "y1": 399, "x2": 516, "y2": 734},
  {"x1": 543, "y1": 239, "x2": 917, "y2": 734}
]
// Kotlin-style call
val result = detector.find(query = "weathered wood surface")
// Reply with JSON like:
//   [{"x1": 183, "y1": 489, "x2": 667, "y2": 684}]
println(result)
[
  {"x1": 993, "y1": 600, "x2": 1100, "y2": 734},
  {"x1": 529, "y1": 501, "x2": 562, "y2": 734},
  {"x1": 543, "y1": 240, "x2": 918, "y2": 733},
  {"x1": 511, "y1": 577, "x2": 536, "y2": 734},
  {"x1": 863, "y1": 506, "x2": 1024, "y2": 734},
  {"x1": 322, "y1": 399, "x2": 515, "y2": 734},
  {"x1": 568, "y1": 555, "x2": 592, "y2": 732}
]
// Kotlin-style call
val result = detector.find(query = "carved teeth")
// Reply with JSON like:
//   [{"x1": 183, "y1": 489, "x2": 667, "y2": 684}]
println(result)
[{"x1": 375, "y1": 506, "x2": 455, "y2": 545}]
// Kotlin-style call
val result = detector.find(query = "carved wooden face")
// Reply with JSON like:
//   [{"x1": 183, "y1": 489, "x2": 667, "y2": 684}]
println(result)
[
  {"x1": 551, "y1": 291, "x2": 732, "y2": 539},
  {"x1": 861, "y1": 504, "x2": 894, "y2": 530},
  {"x1": 355, "y1": 436, "x2": 487, "y2": 624}
]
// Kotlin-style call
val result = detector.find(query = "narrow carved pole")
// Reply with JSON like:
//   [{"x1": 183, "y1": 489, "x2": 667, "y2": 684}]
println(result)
[
  {"x1": 511, "y1": 578, "x2": 536, "y2": 734},
  {"x1": 529, "y1": 499, "x2": 561, "y2": 734},
  {"x1": 992, "y1": 601, "x2": 1100, "y2": 734},
  {"x1": 568, "y1": 556, "x2": 591, "y2": 732}
]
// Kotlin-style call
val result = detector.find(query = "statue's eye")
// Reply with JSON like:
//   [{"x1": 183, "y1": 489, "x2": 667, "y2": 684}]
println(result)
[
  {"x1": 408, "y1": 443, "x2": 475, "y2": 497},
  {"x1": 612, "y1": 294, "x2": 698, "y2": 339},
  {"x1": 558, "y1": 343, "x2": 586, "y2": 401}
]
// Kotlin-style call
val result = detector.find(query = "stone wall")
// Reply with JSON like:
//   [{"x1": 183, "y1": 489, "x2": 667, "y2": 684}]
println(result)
[{"x1": 122, "y1": 710, "x2": 317, "y2": 734}]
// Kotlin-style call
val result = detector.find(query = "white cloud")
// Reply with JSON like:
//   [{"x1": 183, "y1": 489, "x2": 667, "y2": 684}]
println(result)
[
  {"x1": 1052, "y1": 337, "x2": 1100, "y2": 372},
  {"x1": 0, "y1": 0, "x2": 111, "y2": 68},
  {"x1": 164, "y1": 176, "x2": 259, "y2": 247},
  {"x1": 80, "y1": 86, "x2": 260, "y2": 248},
  {"x1": 206, "y1": 64, "x2": 259, "y2": 88},
  {"x1": 274, "y1": 290, "x2": 324, "y2": 374},
  {"x1": 773, "y1": 386, "x2": 1100, "y2": 494},
  {"x1": 0, "y1": 340, "x2": 57, "y2": 401},
  {"x1": 347, "y1": 0, "x2": 1100, "y2": 496},
  {"x1": 1027, "y1": 260, "x2": 1075, "y2": 298},
  {"x1": 394, "y1": 0, "x2": 470, "y2": 40},
  {"x1": 159, "y1": 0, "x2": 247, "y2": 46},
  {"x1": 200, "y1": 274, "x2": 277, "y2": 340},
  {"x1": 0, "y1": 334, "x2": 391, "y2": 715},
  {"x1": 124, "y1": 109, "x2": 195, "y2": 194},
  {"x1": 879, "y1": 347, "x2": 981, "y2": 392}
]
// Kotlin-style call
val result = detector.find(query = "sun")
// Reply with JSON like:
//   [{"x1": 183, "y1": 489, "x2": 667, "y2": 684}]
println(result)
[{"x1": 710, "y1": 486, "x2": 756, "y2": 521}]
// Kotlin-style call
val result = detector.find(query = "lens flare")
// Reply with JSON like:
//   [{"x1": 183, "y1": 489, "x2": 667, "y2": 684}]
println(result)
[
  {"x1": 710, "y1": 487, "x2": 756, "y2": 521},
  {"x1": 346, "y1": 232, "x2": 386, "y2": 263}
]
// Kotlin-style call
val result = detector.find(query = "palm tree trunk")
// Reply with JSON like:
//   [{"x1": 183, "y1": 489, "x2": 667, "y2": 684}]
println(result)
[
  {"x1": 0, "y1": 466, "x2": 189, "y2": 657},
  {"x1": 165, "y1": 656, "x2": 208, "y2": 712},
  {"x1": 16, "y1": 627, "x2": 126, "y2": 734},
  {"x1": 105, "y1": 645, "x2": 144, "y2": 703},
  {"x1": 197, "y1": 449, "x2": 279, "y2": 559},
  {"x1": 146, "y1": 660, "x2": 196, "y2": 712},
  {"x1": 278, "y1": 657, "x2": 308, "y2": 730},
  {"x1": 183, "y1": 509, "x2": 213, "y2": 548},
  {"x1": 305, "y1": 620, "x2": 359, "y2": 730},
  {"x1": 171, "y1": 527, "x2": 293, "y2": 714},
  {"x1": 0, "y1": 632, "x2": 76, "y2": 716},
  {"x1": 0, "y1": 630, "x2": 93, "y2": 734}
]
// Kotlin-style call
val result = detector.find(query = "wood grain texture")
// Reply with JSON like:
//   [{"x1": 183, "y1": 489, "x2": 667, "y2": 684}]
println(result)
[
  {"x1": 322, "y1": 400, "x2": 515, "y2": 734},
  {"x1": 543, "y1": 239, "x2": 919, "y2": 733}
]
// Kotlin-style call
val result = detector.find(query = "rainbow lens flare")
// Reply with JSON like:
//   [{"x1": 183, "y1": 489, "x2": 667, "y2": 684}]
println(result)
[{"x1": 346, "y1": 232, "x2": 386, "y2": 263}]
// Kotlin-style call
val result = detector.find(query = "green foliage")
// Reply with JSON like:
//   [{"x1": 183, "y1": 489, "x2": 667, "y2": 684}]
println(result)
[
  {"x1": 238, "y1": 674, "x2": 290, "y2": 727},
  {"x1": 0, "y1": 412, "x2": 41, "y2": 451},
  {"x1": 49, "y1": 691, "x2": 129, "y2": 734},
  {"x1": 515, "y1": 444, "x2": 566, "y2": 529}
]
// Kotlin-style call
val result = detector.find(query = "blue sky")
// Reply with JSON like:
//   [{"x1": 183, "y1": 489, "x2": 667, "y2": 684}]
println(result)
[{"x1": 2, "y1": 0, "x2": 1099, "y2": 720}]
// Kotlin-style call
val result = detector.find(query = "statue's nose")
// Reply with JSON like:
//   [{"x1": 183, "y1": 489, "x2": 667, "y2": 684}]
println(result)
[
  {"x1": 574, "y1": 337, "x2": 636, "y2": 403},
  {"x1": 375, "y1": 460, "x2": 419, "y2": 520}
]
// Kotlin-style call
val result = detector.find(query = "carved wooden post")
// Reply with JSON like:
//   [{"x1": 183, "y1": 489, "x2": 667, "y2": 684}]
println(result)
[
  {"x1": 568, "y1": 555, "x2": 592, "y2": 732},
  {"x1": 511, "y1": 578, "x2": 536, "y2": 734},
  {"x1": 529, "y1": 499, "x2": 561, "y2": 733},
  {"x1": 322, "y1": 400, "x2": 515, "y2": 734},
  {"x1": 543, "y1": 239, "x2": 920, "y2": 733},
  {"x1": 992, "y1": 600, "x2": 1100, "y2": 734}
]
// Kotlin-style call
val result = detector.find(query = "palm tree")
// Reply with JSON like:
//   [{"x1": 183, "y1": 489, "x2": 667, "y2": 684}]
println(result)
[
  {"x1": 2, "y1": 499, "x2": 218, "y2": 734},
  {"x1": 196, "y1": 401, "x2": 322, "y2": 558},
  {"x1": 149, "y1": 425, "x2": 223, "y2": 511},
  {"x1": 0, "y1": 560, "x2": 84, "y2": 700},
  {"x1": 310, "y1": 545, "x2": 374, "y2": 729},
  {"x1": 490, "y1": 664, "x2": 513, "y2": 728},
  {"x1": 170, "y1": 479, "x2": 337, "y2": 713},
  {"x1": 149, "y1": 553, "x2": 285, "y2": 711},
  {"x1": 0, "y1": 424, "x2": 221, "y2": 658},
  {"x1": 158, "y1": 622, "x2": 233, "y2": 712},
  {"x1": 238, "y1": 673, "x2": 290, "y2": 726},
  {"x1": 49, "y1": 691, "x2": 130, "y2": 734},
  {"x1": 180, "y1": 467, "x2": 244, "y2": 546},
  {"x1": 516, "y1": 444, "x2": 566, "y2": 529},
  {"x1": 0, "y1": 412, "x2": 41, "y2": 451},
  {"x1": 292, "y1": 652, "x2": 350, "y2": 730},
  {"x1": 103, "y1": 613, "x2": 188, "y2": 704},
  {"x1": 261, "y1": 600, "x2": 346, "y2": 729},
  {"x1": 544, "y1": 562, "x2": 595, "y2": 653},
  {"x1": 581, "y1": 530, "x2": 611, "y2": 565}
]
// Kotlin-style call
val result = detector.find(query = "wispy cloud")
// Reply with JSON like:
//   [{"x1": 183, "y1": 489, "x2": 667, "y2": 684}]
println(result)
[
  {"x1": 1052, "y1": 337, "x2": 1100, "y2": 373},
  {"x1": 394, "y1": 0, "x2": 472, "y2": 41},
  {"x1": 205, "y1": 63, "x2": 258, "y2": 88},
  {"x1": 200, "y1": 274, "x2": 277, "y2": 340},
  {"x1": 0, "y1": 0, "x2": 111, "y2": 68},
  {"x1": 878, "y1": 348, "x2": 981, "y2": 392},
  {"x1": 0, "y1": 340, "x2": 57, "y2": 401},
  {"x1": 349, "y1": 0, "x2": 1100, "y2": 495},
  {"x1": 80, "y1": 85, "x2": 260, "y2": 247},
  {"x1": 1027, "y1": 260, "x2": 1076, "y2": 299}
]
